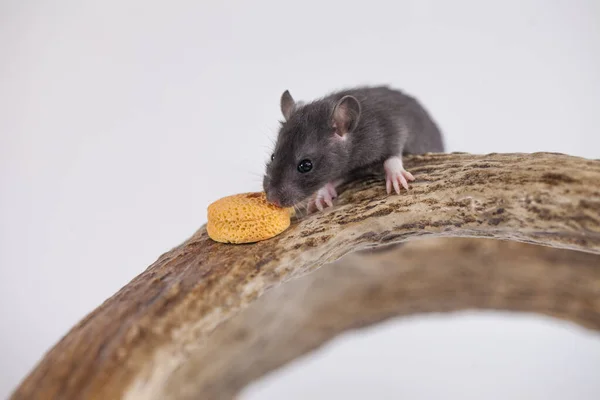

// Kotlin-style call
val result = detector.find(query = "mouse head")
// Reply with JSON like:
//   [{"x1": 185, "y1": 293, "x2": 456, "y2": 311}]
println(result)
[{"x1": 263, "y1": 90, "x2": 361, "y2": 207}]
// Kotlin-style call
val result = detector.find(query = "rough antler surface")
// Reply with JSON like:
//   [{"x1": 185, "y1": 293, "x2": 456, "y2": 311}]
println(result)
[
  {"x1": 169, "y1": 238, "x2": 600, "y2": 400},
  {"x1": 11, "y1": 152, "x2": 600, "y2": 400}
]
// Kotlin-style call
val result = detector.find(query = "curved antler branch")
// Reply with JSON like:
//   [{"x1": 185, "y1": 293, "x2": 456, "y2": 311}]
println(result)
[{"x1": 11, "y1": 152, "x2": 600, "y2": 400}]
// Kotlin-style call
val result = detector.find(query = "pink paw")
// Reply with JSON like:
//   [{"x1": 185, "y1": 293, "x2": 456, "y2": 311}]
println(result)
[
  {"x1": 309, "y1": 182, "x2": 338, "y2": 212},
  {"x1": 384, "y1": 156, "x2": 415, "y2": 194}
]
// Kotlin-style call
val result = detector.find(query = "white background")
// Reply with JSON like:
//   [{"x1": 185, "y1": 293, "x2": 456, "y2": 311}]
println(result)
[{"x1": 1, "y1": 0, "x2": 599, "y2": 399}]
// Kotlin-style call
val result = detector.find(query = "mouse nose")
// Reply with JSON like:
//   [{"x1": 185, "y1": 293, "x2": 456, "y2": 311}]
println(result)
[{"x1": 265, "y1": 191, "x2": 281, "y2": 207}]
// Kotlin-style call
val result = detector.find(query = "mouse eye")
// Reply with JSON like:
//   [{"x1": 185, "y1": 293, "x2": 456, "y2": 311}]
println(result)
[
  {"x1": 271, "y1": 153, "x2": 275, "y2": 161},
  {"x1": 297, "y1": 159, "x2": 313, "y2": 173}
]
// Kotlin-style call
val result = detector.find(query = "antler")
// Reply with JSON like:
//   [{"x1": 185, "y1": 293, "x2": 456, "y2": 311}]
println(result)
[{"x1": 11, "y1": 152, "x2": 600, "y2": 400}]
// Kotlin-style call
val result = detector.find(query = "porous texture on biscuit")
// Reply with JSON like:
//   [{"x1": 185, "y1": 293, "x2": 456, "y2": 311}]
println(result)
[{"x1": 207, "y1": 192, "x2": 291, "y2": 244}]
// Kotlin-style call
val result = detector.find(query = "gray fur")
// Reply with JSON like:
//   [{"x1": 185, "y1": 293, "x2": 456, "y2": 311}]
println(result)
[{"x1": 263, "y1": 85, "x2": 445, "y2": 207}]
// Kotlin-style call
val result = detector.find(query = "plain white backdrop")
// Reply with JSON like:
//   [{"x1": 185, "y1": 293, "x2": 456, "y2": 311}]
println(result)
[{"x1": 1, "y1": 0, "x2": 599, "y2": 398}]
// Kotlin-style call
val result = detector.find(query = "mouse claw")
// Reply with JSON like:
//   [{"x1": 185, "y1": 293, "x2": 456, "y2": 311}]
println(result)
[
  {"x1": 315, "y1": 198, "x2": 324, "y2": 211},
  {"x1": 394, "y1": 177, "x2": 402, "y2": 194},
  {"x1": 307, "y1": 199, "x2": 317, "y2": 213},
  {"x1": 311, "y1": 182, "x2": 338, "y2": 212},
  {"x1": 384, "y1": 156, "x2": 415, "y2": 195},
  {"x1": 327, "y1": 185, "x2": 338, "y2": 199}
]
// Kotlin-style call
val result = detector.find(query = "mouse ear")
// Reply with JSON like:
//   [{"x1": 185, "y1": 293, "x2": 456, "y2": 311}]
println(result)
[
  {"x1": 331, "y1": 95, "x2": 361, "y2": 137},
  {"x1": 280, "y1": 90, "x2": 296, "y2": 121}
]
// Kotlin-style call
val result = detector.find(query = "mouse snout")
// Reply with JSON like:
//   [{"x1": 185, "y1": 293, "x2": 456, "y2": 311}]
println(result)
[
  {"x1": 266, "y1": 192, "x2": 289, "y2": 208},
  {"x1": 265, "y1": 188, "x2": 282, "y2": 207},
  {"x1": 268, "y1": 196, "x2": 282, "y2": 207},
  {"x1": 265, "y1": 185, "x2": 295, "y2": 208},
  {"x1": 263, "y1": 176, "x2": 277, "y2": 204}
]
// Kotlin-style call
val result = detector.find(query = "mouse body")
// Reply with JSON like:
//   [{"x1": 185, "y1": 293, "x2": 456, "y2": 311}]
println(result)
[{"x1": 263, "y1": 85, "x2": 444, "y2": 211}]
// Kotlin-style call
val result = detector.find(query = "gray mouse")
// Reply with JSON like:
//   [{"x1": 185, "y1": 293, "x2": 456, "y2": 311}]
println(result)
[{"x1": 263, "y1": 85, "x2": 444, "y2": 211}]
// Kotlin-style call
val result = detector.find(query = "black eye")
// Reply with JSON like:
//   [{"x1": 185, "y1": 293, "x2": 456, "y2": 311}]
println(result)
[
  {"x1": 271, "y1": 153, "x2": 275, "y2": 161},
  {"x1": 297, "y1": 159, "x2": 313, "y2": 173}
]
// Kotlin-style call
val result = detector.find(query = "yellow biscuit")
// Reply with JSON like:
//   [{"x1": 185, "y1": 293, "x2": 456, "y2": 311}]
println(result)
[{"x1": 207, "y1": 192, "x2": 293, "y2": 244}]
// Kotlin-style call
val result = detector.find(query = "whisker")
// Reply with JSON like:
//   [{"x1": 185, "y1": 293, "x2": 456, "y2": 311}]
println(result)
[
  {"x1": 291, "y1": 199, "x2": 311, "y2": 218},
  {"x1": 293, "y1": 204, "x2": 304, "y2": 218}
]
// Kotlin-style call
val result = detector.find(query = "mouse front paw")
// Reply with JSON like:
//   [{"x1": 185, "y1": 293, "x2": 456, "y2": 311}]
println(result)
[
  {"x1": 308, "y1": 182, "x2": 338, "y2": 212},
  {"x1": 384, "y1": 156, "x2": 415, "y2": 194}
]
